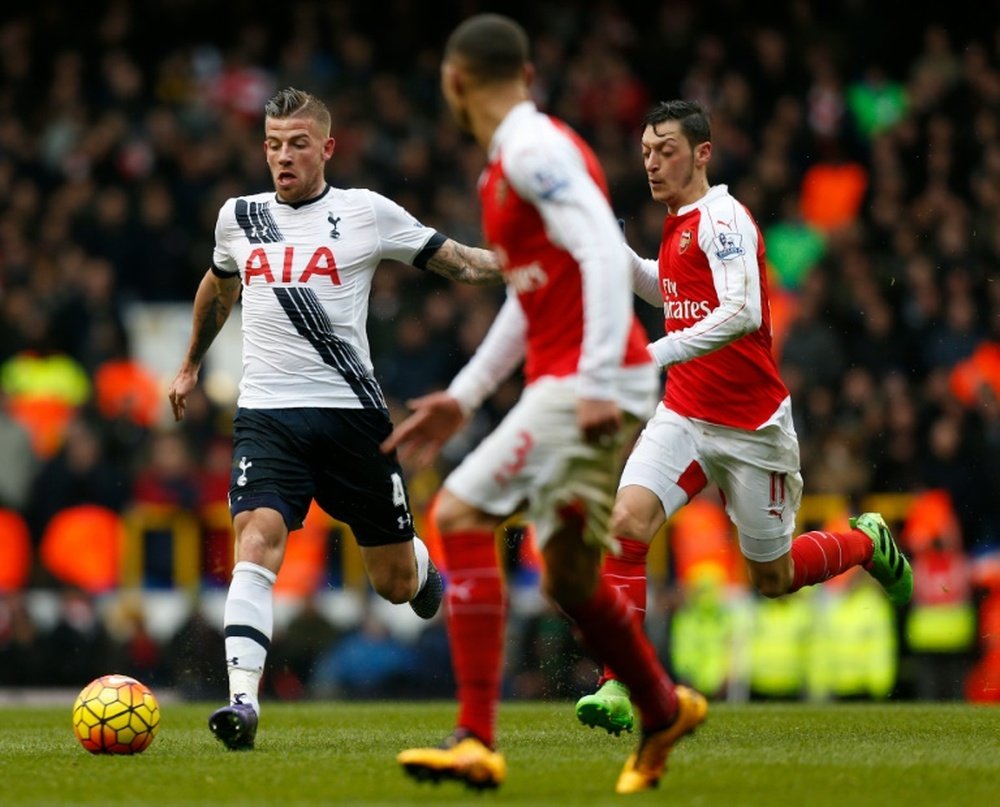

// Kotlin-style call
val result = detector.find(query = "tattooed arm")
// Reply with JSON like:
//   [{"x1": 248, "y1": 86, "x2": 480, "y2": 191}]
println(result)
[
  {"x1": 168, "y1": 268, "x2": 242, "y2": 421},
  {"x1": 424, "y1": 238, "x2": 503, "y2": 286}
]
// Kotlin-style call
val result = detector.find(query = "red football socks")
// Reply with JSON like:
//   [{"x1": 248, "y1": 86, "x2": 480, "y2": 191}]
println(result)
[
  {"x1": 789, "y1": 529, "x2": 874, "y2": 592},
  {"x1": 597, "y1": 537, "x2": 649, "y2": 684},
  {"x1": 440, "y1": 529, "x2": 506, "y2": 748},
  {"x1": 563, "y1": 577, "x2": 677, "y2": 730}
]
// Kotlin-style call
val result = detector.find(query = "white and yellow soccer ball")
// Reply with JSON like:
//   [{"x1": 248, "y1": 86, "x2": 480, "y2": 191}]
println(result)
[{"x1": 72, "y1": 674, "x2": 161, "y2": 754}]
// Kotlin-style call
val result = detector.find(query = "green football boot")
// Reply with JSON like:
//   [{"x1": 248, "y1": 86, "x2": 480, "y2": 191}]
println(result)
[
  {"x1": 575, "y1": 679, "x2": 634, "y2": 736},
  {"x1": 850, "y1": 512, "x2": 914, "y2": 606}
]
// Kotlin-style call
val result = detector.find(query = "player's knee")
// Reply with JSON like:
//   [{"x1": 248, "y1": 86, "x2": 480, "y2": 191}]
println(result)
[
  {"x1": 233, "y1": 513, "x2": 287, "y2": 568},
  {"x1": 609, "y1": 500, "x2": 634, "y2": 537}
]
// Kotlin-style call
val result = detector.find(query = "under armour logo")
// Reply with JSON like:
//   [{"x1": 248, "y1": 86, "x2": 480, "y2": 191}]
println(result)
[
  {"x1": 227, "y1": 656, "x2": 240, "y2": 667},
  {"x1": 328, "y1": 212, "x2": 341, "y2": 239},
  {"x1": 232, "y1": 692, "x2": 247, "y2": 704},
  {"x1": 397, "y1": 514, "x2": 412, "y2": 530},
  {"x1": 237, "y1": 457, "x2": 252, "y2": 487}
]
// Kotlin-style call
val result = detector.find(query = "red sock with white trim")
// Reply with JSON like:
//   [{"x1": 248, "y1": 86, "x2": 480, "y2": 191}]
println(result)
[
  {"x1": 598, "y1": 537, "x2": 648, "y2": 684},
  {"x1": 440, "y1": 529, "x2": 506, "y2": 748},
  {"x1": 789, "y1": 529, "x2": 874, "y2": 592},
  {"x1": 562, "y1": 577, "x2": 677, "y2": 731}
]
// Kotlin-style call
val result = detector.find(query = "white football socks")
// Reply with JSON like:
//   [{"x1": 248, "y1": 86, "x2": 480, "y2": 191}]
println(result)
[
  {"x1": 223, "y1": 560, "x2": 277, "y2": 715},
  {"x1": 413, "y1": 536, "x2": 430, "y2": 594}
]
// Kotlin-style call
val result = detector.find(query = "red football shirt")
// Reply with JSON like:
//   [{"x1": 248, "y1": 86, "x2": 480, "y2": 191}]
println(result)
[
  {"x1": 650, "y1": 185, "x2": 789, "y2": 429},
  {"x1": 477, "y1": 103, "x2": 650, "y2": 390}
]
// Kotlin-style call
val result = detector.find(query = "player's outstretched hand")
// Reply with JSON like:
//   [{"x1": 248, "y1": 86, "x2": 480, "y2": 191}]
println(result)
[
  {"x1": 577, "y1": 398, "x2": 623, "y2": 446},
  {"x1": 167, "y1": 366, "x2": 199, "y2": 422},
  {"x1": 381, "y1": 391, "x2": 466, "y2": 467}
]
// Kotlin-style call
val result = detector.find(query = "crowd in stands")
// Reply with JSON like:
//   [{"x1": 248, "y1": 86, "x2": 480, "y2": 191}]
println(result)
[{"x1": 2, "y1": 1, "x2": 1000, "y2": 700}]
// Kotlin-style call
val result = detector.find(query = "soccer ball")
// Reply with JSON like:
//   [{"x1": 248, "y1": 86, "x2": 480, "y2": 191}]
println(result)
[{"x1": 72, "y1": 674, "x2": 161, "y2": 754}]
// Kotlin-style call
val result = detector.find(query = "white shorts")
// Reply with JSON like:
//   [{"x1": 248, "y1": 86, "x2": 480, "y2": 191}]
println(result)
[
  {"x1": 445, "y1": 373, "x2": 656, "y2": 551},
  {"x1": 619, "y1": 399, "x2": 802, "y2": 562}
]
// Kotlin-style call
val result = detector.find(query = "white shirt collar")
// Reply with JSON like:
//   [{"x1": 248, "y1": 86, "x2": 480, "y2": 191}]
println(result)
[
  {"x1": 488, "y1": 100, "x2": 538, "y2": 161},
  {"x1": 676, "y1": 184, "x2": 729, "y2": 216}
]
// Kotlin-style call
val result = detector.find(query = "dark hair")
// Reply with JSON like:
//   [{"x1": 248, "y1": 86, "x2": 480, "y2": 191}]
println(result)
[
  {"x1": 264, "y1": 87, "x2": 331, "y2": 134},
  {"x1": 444, "y1": 13, "x2": 529, "y2": 82},
  {"x1": 644, "y1": 100, "x2": 711, "y2": 147}
]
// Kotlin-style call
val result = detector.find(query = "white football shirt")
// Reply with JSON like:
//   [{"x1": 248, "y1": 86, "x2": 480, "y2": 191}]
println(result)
[{"x1": 212, "y1": 185, "x2": 442, "y2": 409}]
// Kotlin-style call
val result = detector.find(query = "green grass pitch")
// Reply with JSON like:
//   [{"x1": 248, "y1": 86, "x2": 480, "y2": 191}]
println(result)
[{"x1": 1, "y1": 700, "x2": 998, "y2": 806}]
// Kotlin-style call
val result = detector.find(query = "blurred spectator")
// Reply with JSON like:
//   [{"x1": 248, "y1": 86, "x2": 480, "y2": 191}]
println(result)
[
  {"x1": 900, "y1": 491, "x2": 977, "y2": 700},
  {"x1": 509, "y1": 606, "x2": 590, "y2": 700},
  {"x1": 0, "y1": 326, "x2": 91, "y2": 459},
  {"x1": 105, "y1": 591, "x2": 164, "y2": 686},
  {"x1": 25, "y1": 414, "x2": 130, "y2": 542},
  {"x1": 747, "y1": 591, "x2": 813, "y2": 700},
  {"x1": 806, "y1": 570, "x2": 898, "y2": 701},
  {"x1": 49, "y1": 254, "x2": 130, "y2": 376},
  {"x1": 669, "y1": 570, "x2": 739, "y2": 700},
  {"x1": 165, "y1": 603, "x2": 227, "y2": 700},
  {"x1": 779, "y1": 269, "x2": 847, "y2": 391},
  {"x1": 310, "y1": 608, "x2": 419, "y2": 699},
  {"x1": 870, "y1": 375, "x2": 925, "y2": 492},
  {"x1": 0, "y1": 388, "x2": 37, "y2": 511},
  {"x1": 921, "y1": 414, "x2": 990, "y2": 547},
  {"x1": 131, "y1": 429, "x2": 200, "y2": 511},
  {"x1": 0, "y1": 593, "x2": 46, "y2": 686},
  {"x1": 43, "y1": 588, "x2": 115, "y2": 687},
  {"x1": 846, "y1": 64, "x2": 908, "y2": 139},
  {"x1": 267, "y1": 597, "x2": 344, "y2": 700},
  {"x1": 0, "y1": 0, "x2": 998, "y2": 699},
  {"x1": 129, "y1": 429, "x2": 202, "y2": 586}
]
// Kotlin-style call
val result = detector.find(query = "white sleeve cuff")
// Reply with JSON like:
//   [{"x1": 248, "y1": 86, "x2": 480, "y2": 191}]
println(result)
[
  {"x1": 446, "y1": 375, "x2": 484, "y2": 416},
  {"x1": 647, "y1": 338, "x2": 677, "y2": 368}
]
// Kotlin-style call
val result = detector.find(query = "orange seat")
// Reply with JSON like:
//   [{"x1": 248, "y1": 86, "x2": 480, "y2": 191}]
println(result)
[
  {"x1": 275, "y1": 501, "x2": 329, "y2": 595},
  {"x1": 5, "y1": 396, "x2": 76, "y2": 458},
  {"x1": 0, "y1": 508, "x2": 32, "y2": 591},
  {"x1": 40, "y1": 505, "x2": 125, "y2": 593},
  {"x1": 799, "y1": 162, "x2": 868, "y2": 232},
  {"x1": 93, "y1": 359, "x2": 162, "y2": 428},
  {"x1": 949, "y1": 341, "x2": 1000, "y2": 407},
  {"x1": 670, "y1": 496, "x2": 743, "y2": 586},
  {"x1": 901, "y1": 489, "x2": 961, "y2": 554}
]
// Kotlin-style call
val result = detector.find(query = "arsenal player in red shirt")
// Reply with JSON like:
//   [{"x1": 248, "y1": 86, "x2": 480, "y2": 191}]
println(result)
[
  {"x1": 384, "y1": 14, "x2": 706, "y2": 796},
  {"x1": 575, "y1": 99, "x2": 914, "y2": 735}
]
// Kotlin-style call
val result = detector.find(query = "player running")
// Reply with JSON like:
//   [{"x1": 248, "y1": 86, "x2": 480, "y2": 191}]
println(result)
[
  {"x1": 384, "y1": 15, "x2": 706, "y2": 795},
  {"x1": 168, "y1": 86, "x2": 503, "y2": 751},
  {"x1": 574, "y1": 99, "x2": 914, "y2": 735}
]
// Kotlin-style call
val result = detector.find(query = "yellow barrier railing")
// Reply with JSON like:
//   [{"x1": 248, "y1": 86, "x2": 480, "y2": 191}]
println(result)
[
  {"x1": 121, "y1": 504, "x2": 202, "y2": 590},
  {"x1": 117, "y1": 493, "x2": 915, "y2": 591}
]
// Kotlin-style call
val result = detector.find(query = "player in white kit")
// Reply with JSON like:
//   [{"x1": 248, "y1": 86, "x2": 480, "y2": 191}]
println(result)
[
  {"x1": 574, "y1": 99, "x2": 914, "y2": 736},
  {"x1": 167, "y1": 87, "x2": 502, "y2": 750}
]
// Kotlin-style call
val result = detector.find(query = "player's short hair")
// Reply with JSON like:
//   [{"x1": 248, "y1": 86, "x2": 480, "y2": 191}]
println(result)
[
  {"x1": 444, "y1": 13, "x2": 529, "y2": 83},
  {"x1": 644, "y1": 100, "x2": 711, "y2": 147},
  {"x1": 264, "y1": 87, "x2": 331, "y2": 135}
]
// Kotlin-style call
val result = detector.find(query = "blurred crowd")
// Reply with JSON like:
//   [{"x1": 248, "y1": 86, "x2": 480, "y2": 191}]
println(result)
[{"x1": 2, "y1": 0, "x2": 1000, "y2": 698}]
